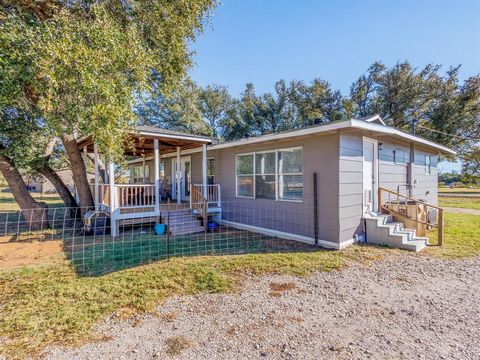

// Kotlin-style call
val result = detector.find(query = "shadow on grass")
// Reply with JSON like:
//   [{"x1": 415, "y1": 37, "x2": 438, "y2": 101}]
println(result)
[{"x1": 63, "y1": 227, "x2": 318, "y2": 276}]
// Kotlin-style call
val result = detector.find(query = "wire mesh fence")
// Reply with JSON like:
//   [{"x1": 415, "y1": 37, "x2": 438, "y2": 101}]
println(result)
[{"x1": 0, "y1": 201, "x2": 319, "y2": 275}]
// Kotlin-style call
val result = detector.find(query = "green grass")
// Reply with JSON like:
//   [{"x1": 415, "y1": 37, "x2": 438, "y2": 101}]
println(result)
[
  {"x1": 427, "y1": 212, "x2": 480, "y2": 259},
  {"x1": 438, "y1": 187, "x2": 480, "y2": 194},
  {"x1": 0, "y1": 187, "x2": 64, "y2": 211},
  {"x1": 0, "y1": 212, "x2": 478, "y2": 359},
  {"x1": 439, "y1": 197, "x2": 480, "y2": 210}
]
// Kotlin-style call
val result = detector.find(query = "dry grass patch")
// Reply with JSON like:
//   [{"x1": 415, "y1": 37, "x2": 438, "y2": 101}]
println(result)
[{"x1": 165, "y1": 335, "x2": 192, "y2": 357}]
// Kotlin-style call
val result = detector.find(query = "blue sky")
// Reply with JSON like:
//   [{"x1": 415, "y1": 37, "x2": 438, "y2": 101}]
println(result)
[{"x1": 189, "y1": 0, "x2": 480, "y2": 172}]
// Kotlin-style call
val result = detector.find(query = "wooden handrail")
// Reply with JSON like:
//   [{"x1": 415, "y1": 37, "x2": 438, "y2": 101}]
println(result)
[
  {"x1": 378, "y1": 187, "x2": 444, "y2": 211},
  {"x1": 190, "y1": 184, "x2": 208, "y2": 222},
  {"x1": 378, "y1": 187, "x2": 444, "y2": 246}
]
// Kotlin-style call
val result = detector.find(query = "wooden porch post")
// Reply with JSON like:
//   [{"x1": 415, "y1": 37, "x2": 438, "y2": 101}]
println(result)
[
  {"x1": 202, "y1": 144, "x2": 207, "y2": 197},
  {"x1": 94, "y1": 143, "x2": 99, "y2": 212},
  {"x1": 108, "y1": 161, "x2": 117, "y2": 237},
  {"x1": 176, "y1": 146, "x2": 181, "y2": 204},
  {"x1": 154, "y1": 139, "x2": 160, "y2": 213}
]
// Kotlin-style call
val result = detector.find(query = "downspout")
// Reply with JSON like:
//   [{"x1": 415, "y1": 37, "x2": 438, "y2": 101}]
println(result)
[{"x1": 313, "y1": 172, "x2": 319, "y2": 246}]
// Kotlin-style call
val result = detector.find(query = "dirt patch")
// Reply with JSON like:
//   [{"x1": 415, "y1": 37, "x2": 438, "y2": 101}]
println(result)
[
  {"x1": 0, "y1": 240, "x2": 63, "y2": 268},
  {"x1": 165, "y1": 336, "x2": 192, "y2": 357}
]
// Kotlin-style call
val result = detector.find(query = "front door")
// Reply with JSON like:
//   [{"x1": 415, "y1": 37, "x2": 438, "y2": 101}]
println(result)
[
  {"x1": 363, "y1": 137, "x2": 378, "y2": 214},
  {"x1": 172, "y1": 156, "x2": 191, "y2": 201}
]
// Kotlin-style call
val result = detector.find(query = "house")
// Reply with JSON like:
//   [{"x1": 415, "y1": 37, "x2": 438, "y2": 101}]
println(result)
[
  {"x1": 26, "y1": 169, "x2": 95, "y2": 194},
  {"x1": 77, "y1": 115, "x2": 455, "y2": 251}
]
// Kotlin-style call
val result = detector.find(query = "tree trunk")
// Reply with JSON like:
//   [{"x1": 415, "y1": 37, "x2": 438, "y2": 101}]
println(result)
[
  {"x1": 37, "y1": 164, "x2": 79, "y2": 219},
  {"x1": 0, "y1": 153, "x2": 49, "y2": 231},
  {"x1": 61, "y1": 133, "x2": 94, "y2": 213},
  {"x1": 86, "y1": 152, "x2": 106, "y2": 183}
]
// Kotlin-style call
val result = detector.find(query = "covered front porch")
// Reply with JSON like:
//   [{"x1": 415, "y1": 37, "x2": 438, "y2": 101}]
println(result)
[{"x1": 77, "y1": 126, "x2": 221, "y2": 236}]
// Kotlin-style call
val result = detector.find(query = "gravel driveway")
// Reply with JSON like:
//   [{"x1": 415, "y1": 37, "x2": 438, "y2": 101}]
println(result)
[{"x1": 45, "y1": 253, "x2": 480, "y2": 360}]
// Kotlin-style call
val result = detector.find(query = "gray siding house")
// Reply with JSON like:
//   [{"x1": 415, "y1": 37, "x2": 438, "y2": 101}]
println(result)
[{"x1": 79, "y1": 115, "x2": 453, "y2": 250}]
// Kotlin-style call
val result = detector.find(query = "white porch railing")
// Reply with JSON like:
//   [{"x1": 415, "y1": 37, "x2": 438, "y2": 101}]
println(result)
[
  {"x1": 90, "y1": 184, "x2": 157, "y2": 209},
  {"x1": 192, "y1": 184, "x2": 221, "y2": 208}
]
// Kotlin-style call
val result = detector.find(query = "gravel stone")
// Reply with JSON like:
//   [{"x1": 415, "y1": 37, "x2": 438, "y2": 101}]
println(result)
[{"x1": 43, "y1": 254, "x2": 480, "y2": 360}]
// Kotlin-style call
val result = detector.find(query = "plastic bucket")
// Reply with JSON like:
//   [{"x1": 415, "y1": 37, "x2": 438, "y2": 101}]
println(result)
[{"x1": 155, "y1": 224, "x2": 166, "y2": 235}]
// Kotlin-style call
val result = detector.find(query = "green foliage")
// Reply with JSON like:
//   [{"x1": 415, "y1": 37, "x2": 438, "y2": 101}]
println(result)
[
  {"x1": 462, "y1": 146, "x2": 480, "y2": 176},
  {"x1": 0, "y1": 0, "x2": 217, "y2": 161}
]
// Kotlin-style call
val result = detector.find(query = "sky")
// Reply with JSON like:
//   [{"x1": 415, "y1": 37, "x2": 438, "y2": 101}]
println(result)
[{"x1": 188, "y1": 0, "x2": 480, "y2": 172}]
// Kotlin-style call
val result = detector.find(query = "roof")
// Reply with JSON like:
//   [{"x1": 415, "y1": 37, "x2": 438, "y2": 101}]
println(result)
[
  {"x1": 77, "y1": 126, "x2": 213, "y2": 156},
  {"x1": 209, "y1": 116, "x2": 456, "y2": 155},
  {"x1": 135, "y1": 125, "x2": 213, "y2": 143}
]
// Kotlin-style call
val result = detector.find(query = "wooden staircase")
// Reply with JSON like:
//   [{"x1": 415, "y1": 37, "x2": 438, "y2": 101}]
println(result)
[{"x1": 161, "y1": 209, "x2": 205, "y2": 236}]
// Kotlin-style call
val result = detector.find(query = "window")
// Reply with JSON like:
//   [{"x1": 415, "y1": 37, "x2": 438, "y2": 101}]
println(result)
[
  {"x1": 236, "y1": 154, "x2": 254, "y2": 197},
  {"x1": 393, "y1": 149, "x2": 409, "y2": 164},
  {"x1": 235, "y1": 147, "x2": 303, "y2": 201},
  {"x1": 207, "y1": 158, "x2": 215, "y2": 185},
  {"x1": 278, "y1": 148, "x2": 303, "y2": 200},
  {"x1": 255, "y1": 151, "x2": 276, "y2": 199},
  {"x1": 133, "y1": 165, "x2": 149, "y2": 183},
  {"x1": 425, "y1": 155, "x2": 431, "y2": 175}
]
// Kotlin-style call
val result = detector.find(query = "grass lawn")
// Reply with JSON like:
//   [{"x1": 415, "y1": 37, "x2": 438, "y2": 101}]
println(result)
[
  {"x1": 0, "y1": 212, "x2": 479, "y2": 359},
  {"x1": 438, "y1": 197, "x2": 480, "y2": 210},
  {"x1": 438, "y1": 187, "x2": 480, "y2": 194},
  {"x1": 0, "y1": 187, "x2": 64, "y2": 211}
]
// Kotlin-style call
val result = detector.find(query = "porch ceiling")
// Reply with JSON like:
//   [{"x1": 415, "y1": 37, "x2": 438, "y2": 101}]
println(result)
[{"x1": 77, "y1": 127, "x2": 212, "y2": 156}]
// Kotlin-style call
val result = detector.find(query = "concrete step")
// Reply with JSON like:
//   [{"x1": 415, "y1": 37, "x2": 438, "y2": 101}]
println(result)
[{"x1": 365, "y1": 215, "x2": 428, "y2": 252}]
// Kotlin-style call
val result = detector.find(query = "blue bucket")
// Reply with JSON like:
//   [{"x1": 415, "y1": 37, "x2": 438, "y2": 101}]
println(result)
[{"x1": 155, "y1": 224, "x2": 166, "y2": 235}]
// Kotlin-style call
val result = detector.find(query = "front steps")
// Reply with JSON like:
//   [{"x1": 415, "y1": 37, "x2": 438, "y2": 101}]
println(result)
[
  {"x1": 161, "y1": 209, "x2": 204, "y2": 236},
  {"x1": 365, "y1": 214, "x2": 428, "y2": 252}
]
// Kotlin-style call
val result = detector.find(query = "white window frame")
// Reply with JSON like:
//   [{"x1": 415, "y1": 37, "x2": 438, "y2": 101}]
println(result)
[
  {"x1": 425, "y1": 155, "x2": 431, "y2": 175},
  {"x1": 235, "y1": 146, "x2": 303, "y2": 202},
  {"x1": 235, "y1": 152, "x2": 255, "y2": 199},
  {"x1": 277, "y1": 147, "x2": 304, "y2": 202},
  {"x1": 255, "y1": 150, "x2": 277, "y2": 200},
  {"x1": 207, "y1": 157, "x2": 215, "y2": 184}
]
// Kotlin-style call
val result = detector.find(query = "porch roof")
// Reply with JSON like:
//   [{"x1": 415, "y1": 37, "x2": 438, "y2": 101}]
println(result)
[{"x1": 77, "y1": 126, "x2": 213, "y2": 156}]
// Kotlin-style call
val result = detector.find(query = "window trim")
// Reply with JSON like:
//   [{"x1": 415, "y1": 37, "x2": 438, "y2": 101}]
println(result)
[
  {"x1": 235, "y1": 146, "x2": 304, "y2": 202},
  {"x1": 277, "y1": 146, "x2": 304, "y2": 202},
  {"x1": 207, "y1": 157, "x2": 215, "y2": 185},
  {"x1": 425, "y1": 155, "x2": 431, "y2": 175},
  {"x1": 235, "y1": 152, "x2": 255, "y2": 199}
]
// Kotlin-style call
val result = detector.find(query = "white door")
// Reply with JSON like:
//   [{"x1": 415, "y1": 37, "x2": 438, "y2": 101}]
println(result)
[
  {"x1": 363, "y1": 137, "x2": 378, "y2": 214},
  {"x1": 172, "y1": 157, "x2": 191, "y2": 201}
]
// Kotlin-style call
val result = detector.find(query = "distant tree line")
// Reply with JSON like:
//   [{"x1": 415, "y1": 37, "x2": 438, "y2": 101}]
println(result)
[{"x1": 137, "y1": 61, "x2": 480, "y2": 174}]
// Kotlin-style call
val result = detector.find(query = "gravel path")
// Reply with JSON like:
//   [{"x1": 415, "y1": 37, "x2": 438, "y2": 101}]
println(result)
[
  {"x1": 443, "y1": 207, "x2": 480, "y2": 215},
  {"x1": 44, "y1": 254, "x2": 480, "y2": 360}
]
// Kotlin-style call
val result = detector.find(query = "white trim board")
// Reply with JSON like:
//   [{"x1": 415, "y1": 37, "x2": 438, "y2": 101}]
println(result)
[
  {"x1": 220, "y1": 220, "x2": 355, "y2": 250},
  {"x1": 208, "y1": 119, "x2": 455, "y2": 155}
]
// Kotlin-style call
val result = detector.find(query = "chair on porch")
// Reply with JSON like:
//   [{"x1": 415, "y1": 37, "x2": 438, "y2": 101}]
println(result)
[{"x1": 160, "y1": 178, "x2": 172, "y2": 201}]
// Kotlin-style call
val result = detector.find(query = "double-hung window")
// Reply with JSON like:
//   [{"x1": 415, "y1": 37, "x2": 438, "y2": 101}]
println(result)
[
  {"x1": 236, "y1": 154, "x2": 254, "y2": 197},
  {"x1": 207, "y1": 158, "x2": 215, "y2": 184},
  {"x1": 425, "y1": 155, "x2": 431, "y2": 175},
  {"x1": 133, "y1": 165, "x2": 149, "y2": 183},
  {"x1": 278, "y1": 148, "x2": 303, "y2": 200},
  {"x1": 235, "y1": 147, "x2": 303, "y2": 201},
  {"x1": 255, "y1": 151, "x2": 276, "y2": 199}
]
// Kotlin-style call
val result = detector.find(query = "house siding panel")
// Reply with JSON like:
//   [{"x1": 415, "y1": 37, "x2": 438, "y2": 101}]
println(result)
[
  {"x1": 338, "y1": 133, "x2": 364, "y2": 243},
  {"x1": 216, "y1": 134, "x2": 340, "y2": 244}
]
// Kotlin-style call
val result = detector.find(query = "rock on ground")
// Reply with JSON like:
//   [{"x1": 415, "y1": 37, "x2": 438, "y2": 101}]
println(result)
[{"x1": 44, "y1": 254, "x2": 480, "y2": 360}]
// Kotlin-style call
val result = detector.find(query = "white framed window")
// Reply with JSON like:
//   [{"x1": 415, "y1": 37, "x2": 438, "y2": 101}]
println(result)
[
  {"x1": 133, "y1": 165, "x2": 149, "y2": 183},
  {"x1": 207, "y1": 158, "x2": 215, "y2": 185},
  {"x1": 278, "y1": 148, "x2": 303, "y2": 201},
  {"x1": 425, "y1": 155, "x2": 431, "y2": 175},
  {"x1": 235, "y1": 147, "x2": 303, "y2": 202},
  {"x1": 236, "y1": 153, "x2": 254, "y2": 198},
  {"x1": 255, "y1": 151, "x2": 276, "y2": 199}
]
